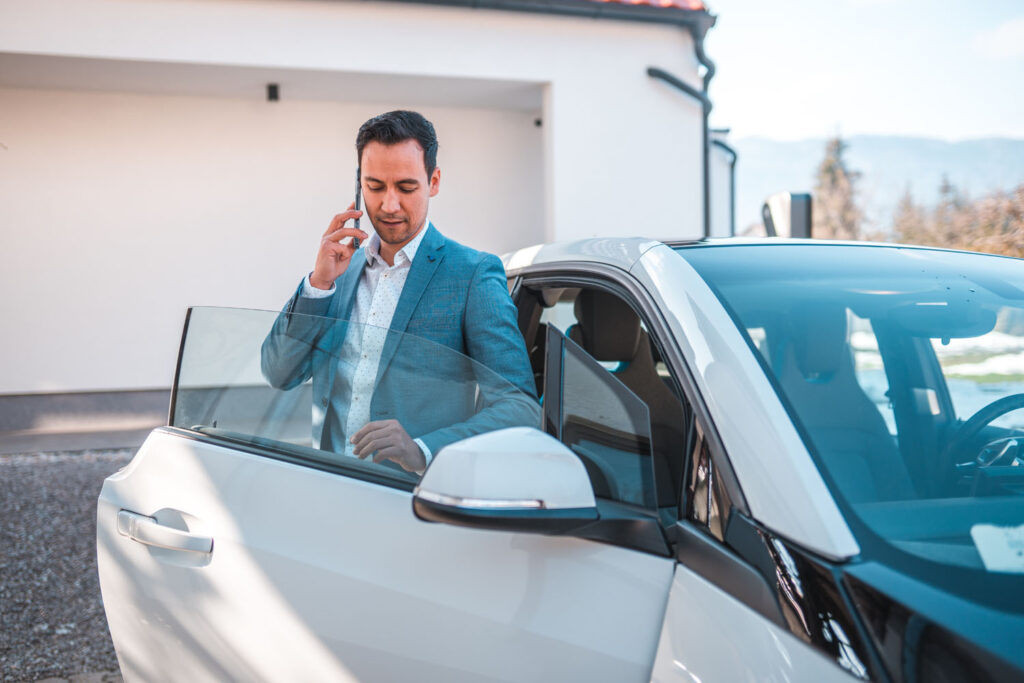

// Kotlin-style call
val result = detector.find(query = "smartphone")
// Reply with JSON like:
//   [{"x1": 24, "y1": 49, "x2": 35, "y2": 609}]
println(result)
[{"x1": 352, "y1": 168, "x2": 362, "y2": 249}]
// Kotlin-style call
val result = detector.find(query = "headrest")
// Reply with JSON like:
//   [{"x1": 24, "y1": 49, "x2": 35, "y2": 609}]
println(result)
[
  {"x1": 573, "y1": 290, "x2": 642, "y2": 362},
  {"x1": 791, "y1": 306, "x2": 848, "y2": 380},
  {"x1": 541, "y1": 288, "x2": 564, "y2": 307}
]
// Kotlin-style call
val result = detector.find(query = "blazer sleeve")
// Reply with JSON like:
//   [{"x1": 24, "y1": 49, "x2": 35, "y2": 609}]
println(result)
[
  {"x1": 260, "y1": 279, "x2": 335, "y2": 391},
  {"x1": 418, "y1": 254, "x2": 540, "y2": 455}
]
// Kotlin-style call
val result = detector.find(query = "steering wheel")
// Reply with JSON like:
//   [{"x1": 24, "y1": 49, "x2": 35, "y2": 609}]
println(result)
[{"x1": 943, "y1": 393, "x2": 1024, "y2": 477}]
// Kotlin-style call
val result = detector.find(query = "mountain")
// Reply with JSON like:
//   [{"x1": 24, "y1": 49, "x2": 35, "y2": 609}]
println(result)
[{"x1": 732, "y1": 136, "x2": 1024, "y2": 234}]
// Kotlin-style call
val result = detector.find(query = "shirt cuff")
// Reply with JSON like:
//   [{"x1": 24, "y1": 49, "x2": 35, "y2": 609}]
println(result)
[
  {"x1": 302, "y1": 273, "x2": 336, "y2": 298},
  {"x1": 413, "y1": 438, "x2": 432, "y2": 469}
]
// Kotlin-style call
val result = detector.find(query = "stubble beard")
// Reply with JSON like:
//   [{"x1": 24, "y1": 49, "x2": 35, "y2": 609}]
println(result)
[{"x1": 372, "y1": 214, "x2": 426, "y2": 246}]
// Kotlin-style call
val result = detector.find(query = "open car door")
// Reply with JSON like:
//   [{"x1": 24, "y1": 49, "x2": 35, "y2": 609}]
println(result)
[{"x1": 96, "y1": 306, "x2": 675, "y2": 682}]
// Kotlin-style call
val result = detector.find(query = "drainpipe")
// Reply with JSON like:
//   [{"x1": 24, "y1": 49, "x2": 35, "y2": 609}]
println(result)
[
  {"x1": 647, "y1": 18, "x2": 717, "y2": 238},
  {"x1": 711, "y1": 138, "x2": 737, "y2": 235},
  {"x1": 693, "y1": 32, "x2": 716, "y2": 239}
]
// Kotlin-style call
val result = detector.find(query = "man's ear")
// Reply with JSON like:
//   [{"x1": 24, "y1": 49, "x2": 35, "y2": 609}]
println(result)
[{"x1": 429, "y1": 168, "x2": 441, "y2": 197}]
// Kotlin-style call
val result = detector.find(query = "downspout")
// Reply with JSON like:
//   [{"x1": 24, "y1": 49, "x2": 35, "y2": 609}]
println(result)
[
  {"x1": 693, "y1": 32, "x2": 716, "y2": 238},
  {"x1": 711, "y1": 138, "x2": 737, "y2": 235},
  {"x1": 647, "y1": 19, "x2": 716, "y2": 238}
]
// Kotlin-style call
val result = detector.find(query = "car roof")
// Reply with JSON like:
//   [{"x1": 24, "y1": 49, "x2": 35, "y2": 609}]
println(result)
[
  {"x1": 497, "y1": 235, "x2": 1015, "y2": 272},
  {"x1": 502, "y1": 236, "x2": 996, "y2": 275},
  {"x1": 502, "y1": 237, "x2": 662, "y2": 274}
]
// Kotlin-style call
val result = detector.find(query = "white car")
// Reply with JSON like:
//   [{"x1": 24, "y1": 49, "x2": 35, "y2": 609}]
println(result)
[{"x1": 97, "y1": 238, "x2": 1024, "y2": 682}]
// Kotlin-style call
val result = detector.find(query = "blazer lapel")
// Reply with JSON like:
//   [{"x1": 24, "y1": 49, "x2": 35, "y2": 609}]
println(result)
[{"x1": 375, "y1": 224, "x2": 446, "y2": 382}]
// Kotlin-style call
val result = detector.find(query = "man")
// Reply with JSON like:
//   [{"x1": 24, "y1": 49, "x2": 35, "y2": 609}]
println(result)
[{"x1": 261, "y1": 110, "x2": 538, "y2": 474}]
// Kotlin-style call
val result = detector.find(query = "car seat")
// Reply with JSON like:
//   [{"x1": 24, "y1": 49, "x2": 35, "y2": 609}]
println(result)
[{"x1": 775, "y1": 305, "x2": 915, "y2": 502}]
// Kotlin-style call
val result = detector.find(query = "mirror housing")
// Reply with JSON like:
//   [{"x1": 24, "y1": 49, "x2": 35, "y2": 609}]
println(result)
[
  {"x1": 762, "y1": 192, "x2": 812, "y2": 238},
  {"x1": 413, "y1": 427, "x2": 598, "y2": 534},
  {"x1": 888, "y1": 301, "x2": 997, "y2": 339}
]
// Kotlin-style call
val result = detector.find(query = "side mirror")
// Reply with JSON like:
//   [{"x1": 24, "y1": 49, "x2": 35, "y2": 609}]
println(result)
[
  {"x1": 413, "y1": 427, "x2": 598, "y2": 534},
  {"x1": 762, "y1": 192, "x2": 812, "y2": 238}
]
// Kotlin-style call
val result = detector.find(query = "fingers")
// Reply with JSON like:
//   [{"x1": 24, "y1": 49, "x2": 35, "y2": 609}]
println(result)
[
  {"x1": 354, "y1": 436, "x2": 390, "y2": 459},
  {"x1": 351, "y1": 420, "x2": 396, "y2": 457},
  {"x1": 350, "y1": 420, "x2": 422, "y2": 473},
  {"x1": 318, "y1": 227, "x2": 367, "y2": 269},
  {"x1": 351, "y1": 420, "x2": 390, "y2": 445},
  {"x1": 320, "y1": 240, "x2": 351, "y2": 258},
  {"x1": 322, "y1": 226, "x2": 368, "y2": 245},
  {"x1": 322, "y1": 207, "x2": 364, "y2": 237},
  {"x1": 372, "y1": 447, "x2": 402, "y2": 465}
]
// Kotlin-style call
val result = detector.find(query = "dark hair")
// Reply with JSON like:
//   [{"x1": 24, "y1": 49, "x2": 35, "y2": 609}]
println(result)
[{"x1": 356, "y1": 110, "x2": 439, "y2": 178}]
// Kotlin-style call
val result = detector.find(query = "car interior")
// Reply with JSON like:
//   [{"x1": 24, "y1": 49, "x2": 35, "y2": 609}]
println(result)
[{"x1": 737, "y1": 298, "x2": 1024, "y2": 569}]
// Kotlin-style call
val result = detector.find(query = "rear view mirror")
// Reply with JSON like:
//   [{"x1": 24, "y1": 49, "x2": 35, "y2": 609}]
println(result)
[
  {"x1": 887, "y1": 301, "x2": 997, "y2": 339},
  {"x1": 413, "y1": 427, "x2": 598, "y2": 534}
]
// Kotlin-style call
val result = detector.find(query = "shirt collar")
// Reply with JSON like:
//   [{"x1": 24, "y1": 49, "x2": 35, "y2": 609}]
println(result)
[{"x1": 364, "y1": 216, "x2": 430, "y2": 268}]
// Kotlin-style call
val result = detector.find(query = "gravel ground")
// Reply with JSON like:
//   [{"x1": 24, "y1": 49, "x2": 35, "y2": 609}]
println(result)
[{"x1": 1, "y1": 449, "x2": 133, "y2": 682}]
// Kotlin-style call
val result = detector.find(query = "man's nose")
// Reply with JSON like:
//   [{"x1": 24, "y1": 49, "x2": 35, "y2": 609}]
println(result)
[{"x1": 381, "y1": 188, "x2": 401, "y2": 214}]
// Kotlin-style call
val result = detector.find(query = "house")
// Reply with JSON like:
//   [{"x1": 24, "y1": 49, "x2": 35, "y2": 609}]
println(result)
[{"x1": 0, "y1": 0, "x2": 733, "y2": 431}]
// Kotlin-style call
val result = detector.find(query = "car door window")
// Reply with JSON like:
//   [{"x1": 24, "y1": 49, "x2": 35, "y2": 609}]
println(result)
[
  {"x1": 524, "y1": 284, "x2": 697, "y2": 512},
  {"x1": 170, "y1": 306, "x2": 541, "y2": 486},
  {"x1": 684, "y1": 421, "x2": 736, "y2": 541},
  {"x1": 545, "y1": 325, "x2": 657, "y2": 508}
]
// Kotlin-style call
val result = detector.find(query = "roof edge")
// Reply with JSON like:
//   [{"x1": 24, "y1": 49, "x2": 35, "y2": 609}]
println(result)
[{"x1": 375, "y1": 0, "x2": 715, "y2": 34}]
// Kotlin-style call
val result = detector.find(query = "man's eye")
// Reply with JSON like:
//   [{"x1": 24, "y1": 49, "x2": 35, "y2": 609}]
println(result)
[
  {"x1": 399, "y1": 187, "x2": 416, "y2": 194},
  {"x1": 367, "y1": 185, "x2": 384, "y2": 192}
]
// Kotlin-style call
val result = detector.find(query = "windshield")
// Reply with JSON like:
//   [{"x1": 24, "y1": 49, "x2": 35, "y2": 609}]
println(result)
[
  {"x1": 171, "y1": 306, "x2": 540, "y2": 485},
  {"x1": 682, "y1": 245, "x2": 1024, "y2": 584}
]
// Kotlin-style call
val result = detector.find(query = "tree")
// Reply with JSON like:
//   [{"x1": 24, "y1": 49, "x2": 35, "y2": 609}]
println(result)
[
  {"x1": 812, "y1": 136, "x2": 863, "y2": 240},
  {"x1": 892, "y1": 185, "x2": 927, "y2": 245},
  {"x1": 891, "y1": 180, "x2": 1024, "y2": 258}
]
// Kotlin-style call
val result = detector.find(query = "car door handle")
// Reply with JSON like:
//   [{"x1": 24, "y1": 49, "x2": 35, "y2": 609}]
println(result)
[{"x1": 117, "y1": 510, "x2": 214, "y2": 554}]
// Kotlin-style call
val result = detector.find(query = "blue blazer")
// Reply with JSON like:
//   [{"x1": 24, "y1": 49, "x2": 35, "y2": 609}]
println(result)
[{"x1": 261, "y1": 224, "x2": 539, "y2": 456}]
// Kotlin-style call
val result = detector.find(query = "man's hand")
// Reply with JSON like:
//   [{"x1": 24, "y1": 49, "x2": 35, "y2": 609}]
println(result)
[
  {"x1": 310, "y1": 203, "x2": 368, "y2": 290},
  {"x1": 351, "y1": 420, "x2": 426, "y2": 473}
]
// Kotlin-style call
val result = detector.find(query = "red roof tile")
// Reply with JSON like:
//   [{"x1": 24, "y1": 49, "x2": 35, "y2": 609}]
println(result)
[{"x1": 586, "y1": 0, "x2": 704, "y2": 10}]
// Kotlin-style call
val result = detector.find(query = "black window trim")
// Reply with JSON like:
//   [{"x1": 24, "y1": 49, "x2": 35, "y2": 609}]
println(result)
[{"x1": 167, "y1": 307, "x2": 193, "y2": 428}]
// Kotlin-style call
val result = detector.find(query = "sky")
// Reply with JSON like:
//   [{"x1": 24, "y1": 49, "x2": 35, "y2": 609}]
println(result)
[{"x1": 703, "y1": 0, "x2": 1024, "y2": 141}]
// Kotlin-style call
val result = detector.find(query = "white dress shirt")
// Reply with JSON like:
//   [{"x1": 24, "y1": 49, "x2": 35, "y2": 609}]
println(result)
[{"x1": 301, "y1": 221, "x2": 432, "y2": 465}]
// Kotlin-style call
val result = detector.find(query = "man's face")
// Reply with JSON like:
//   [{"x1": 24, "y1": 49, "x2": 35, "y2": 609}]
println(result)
[{"x1": 360, "y1": 139, "x2": 440, "y2": 247}]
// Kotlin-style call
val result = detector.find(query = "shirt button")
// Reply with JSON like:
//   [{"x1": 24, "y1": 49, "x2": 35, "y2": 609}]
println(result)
[{"x1": 321, "y1": 398, "x2": 328, "y2": 407}]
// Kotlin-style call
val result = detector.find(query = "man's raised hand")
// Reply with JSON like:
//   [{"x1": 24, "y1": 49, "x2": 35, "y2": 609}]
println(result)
[{"x1": 309, "y1": 203, "x2": 368, "y2": 290}]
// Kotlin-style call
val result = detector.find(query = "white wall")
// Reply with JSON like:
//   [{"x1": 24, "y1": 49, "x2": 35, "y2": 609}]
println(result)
[
  {"x1": 0, "y1": 0, "x2": 708, "y2": 394},
  {"x1": 0, "y1": 0, "x2": 704, "y2": 239},
  {"x1": 0, "y1": 87, "x2": 544, "y2": 393}
]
